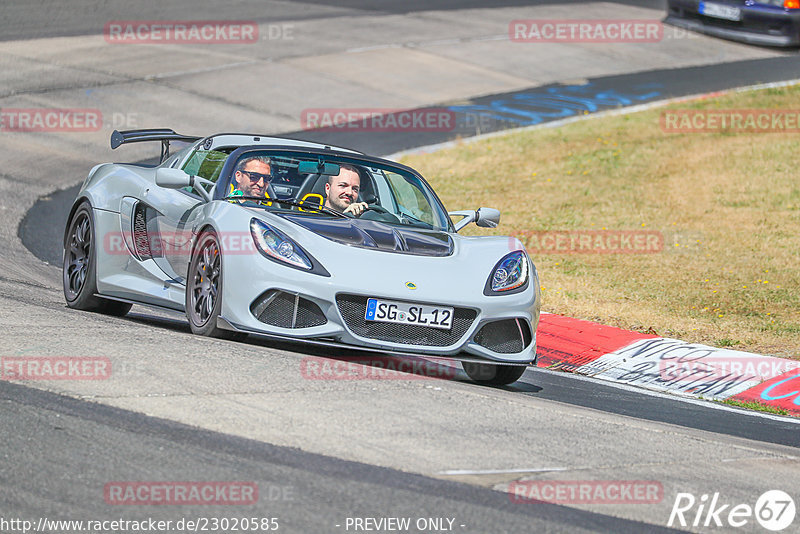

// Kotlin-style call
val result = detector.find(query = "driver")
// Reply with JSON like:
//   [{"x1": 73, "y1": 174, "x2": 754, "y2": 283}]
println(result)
[
  {"x1": 324, "y1": 163, "x2": 369, "y2": 217},
  {"x1": 232, "y1": 156, "x2": 272, "y2": 198}
]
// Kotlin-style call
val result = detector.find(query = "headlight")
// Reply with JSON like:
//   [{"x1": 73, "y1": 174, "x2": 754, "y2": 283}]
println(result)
[
  {"x1": 250, "y1": 219, "x2": 312, "y2": 270},
  {"x1": 488, "y1": 250, "x2": 529, "y2": 293}
]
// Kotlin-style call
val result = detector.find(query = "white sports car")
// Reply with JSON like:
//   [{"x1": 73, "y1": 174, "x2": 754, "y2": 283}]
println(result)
[{"x1": 63, "y1": 129, "x2": 541, "y2": 385}]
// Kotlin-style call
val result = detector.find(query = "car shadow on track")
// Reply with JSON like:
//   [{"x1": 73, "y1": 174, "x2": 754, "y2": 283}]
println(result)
[{"x1": 121, "y1": 309, "x2": 543, "y2": 390}]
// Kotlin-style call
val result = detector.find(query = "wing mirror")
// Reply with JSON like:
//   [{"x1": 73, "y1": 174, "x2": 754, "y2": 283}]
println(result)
[
  {"x1": 155, "y1": 168, "x2": 191, "y2": 188},
  {"x1": 156, "y1": 168, "x2": 212, "y2": 202},
  {"x1": 448, "y1": 207, "x2": 501, "y2": 232}
]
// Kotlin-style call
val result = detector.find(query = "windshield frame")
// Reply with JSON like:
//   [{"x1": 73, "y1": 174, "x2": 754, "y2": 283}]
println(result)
[{"x1": 214, "y1": 145, "x2": 455, "y2": 233}]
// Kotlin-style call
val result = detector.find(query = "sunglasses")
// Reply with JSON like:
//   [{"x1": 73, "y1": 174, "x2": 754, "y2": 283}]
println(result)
[{"x1": 240, "y1": 170, "x2": 271, "y2": 183}]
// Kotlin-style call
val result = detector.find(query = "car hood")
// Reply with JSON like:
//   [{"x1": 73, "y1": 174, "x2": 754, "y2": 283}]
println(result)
[{"x1": 277, "y1": 213, "x2": 454, "y2": 257}]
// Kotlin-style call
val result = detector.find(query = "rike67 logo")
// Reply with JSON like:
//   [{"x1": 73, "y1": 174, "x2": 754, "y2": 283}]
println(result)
[{"x1": 668, "y1": 490, "x2": 796, "y2": 531}]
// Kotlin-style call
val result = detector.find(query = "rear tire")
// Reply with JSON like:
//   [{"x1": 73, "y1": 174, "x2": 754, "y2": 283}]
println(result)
[
  {"x1": 186, "y1": 229, "x2": 245, "y2": 341},
  {"x1": 463, "y1": 362, "x2": 527, "y2": 386},
  {"x1": 63, "y1": 201, "x2": 131, "y2": 316}
]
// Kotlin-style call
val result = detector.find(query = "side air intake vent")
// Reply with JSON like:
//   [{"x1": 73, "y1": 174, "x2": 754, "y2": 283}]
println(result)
[
  {"x1": 473, "y1": 318, "x2": 532, "y2": 354},
  {"x1": 251, "y1": 290, "x2": 327, "y2": 329},
  {"x1": 132, "y1": 202, "x2": 152, "y2": 260}
]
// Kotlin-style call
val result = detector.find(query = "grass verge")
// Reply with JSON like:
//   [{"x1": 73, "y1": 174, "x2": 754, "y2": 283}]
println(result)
[{"x1": 719, "y1": 398, "x2": 790, "y2": 416}]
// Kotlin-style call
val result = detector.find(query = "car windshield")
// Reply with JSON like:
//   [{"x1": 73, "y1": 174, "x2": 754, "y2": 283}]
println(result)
[{"x1": 222, "y1": 150, "x2": 453, "y2": 232}]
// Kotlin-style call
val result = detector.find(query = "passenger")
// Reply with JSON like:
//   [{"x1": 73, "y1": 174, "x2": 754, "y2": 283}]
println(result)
[
  {"x1": 324, "y1": 163, "x2": 368, "y2": 217},
  {"x1": 232, "y1": 156, "x2": 272, "y2": 198}
]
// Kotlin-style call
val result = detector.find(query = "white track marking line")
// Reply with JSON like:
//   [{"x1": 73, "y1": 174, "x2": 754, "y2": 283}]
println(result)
[{"x1": 437, "y1": 467, "x2": 569, "y2": 476}]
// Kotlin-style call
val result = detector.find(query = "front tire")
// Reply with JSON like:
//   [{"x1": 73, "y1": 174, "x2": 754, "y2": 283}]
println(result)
[
  {"x1": 463, "y1": 362, "x2": 527, "y2": 386},
  {"x1": 63, "y1": 201, "x2": 131, "y2": 316},
  {"x1": 186, "y1": 229, "x2": 244, "y2": 340}
]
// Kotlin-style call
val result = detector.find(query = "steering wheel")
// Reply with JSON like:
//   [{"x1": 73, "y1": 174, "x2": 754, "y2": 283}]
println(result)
[
  {"x1": 366, "y1": 204, "x2": 391, "y2": 214},
  {"x1": 361, "y1": 204, "x2": 400, "y2": 223}
]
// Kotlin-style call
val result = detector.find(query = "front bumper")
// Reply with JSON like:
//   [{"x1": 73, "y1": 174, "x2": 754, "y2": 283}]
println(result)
[
  {"x1": 218, "y1": 245, "x2": 540, "y2": 364},
  {"x1": 665, "y1": 1, "x2": 800, "y2": 47}
]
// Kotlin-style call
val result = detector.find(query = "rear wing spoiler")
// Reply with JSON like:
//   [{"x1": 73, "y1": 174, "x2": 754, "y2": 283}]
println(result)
[{"x1": 110, "y1": 129, "x2": 202, "y2": 163}]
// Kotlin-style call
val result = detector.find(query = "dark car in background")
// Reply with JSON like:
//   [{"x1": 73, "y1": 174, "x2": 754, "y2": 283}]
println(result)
[{"x1": 665, "y1": 0, "x2": 800, "y2": 47}]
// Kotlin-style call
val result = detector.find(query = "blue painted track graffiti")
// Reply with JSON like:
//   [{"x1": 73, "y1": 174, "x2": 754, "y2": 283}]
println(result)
[{"x1": 449, "y1": 83, "x2": 662, "y2": 131}]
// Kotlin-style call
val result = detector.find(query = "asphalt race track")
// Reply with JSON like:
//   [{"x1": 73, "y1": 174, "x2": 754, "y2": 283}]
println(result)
[
  {"x1": 2, "y1": 380, "x2": 687, "y2": 534},
  {"x1": 2, "y1": 1, "x2": 800, "y2": 533}
]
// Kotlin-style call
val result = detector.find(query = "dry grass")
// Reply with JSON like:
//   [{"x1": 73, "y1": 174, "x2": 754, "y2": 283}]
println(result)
[{"x1": 401, "y1": 84, "x2": 800, "y2": 358}]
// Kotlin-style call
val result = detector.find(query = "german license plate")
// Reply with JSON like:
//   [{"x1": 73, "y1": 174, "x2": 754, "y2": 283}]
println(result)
[
  {"x1": 365, "y1": 298, "x2": 453, "y2": 330},
  {"x1": 699, "y1": 2, "x2": 741, "y2": 21}
]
